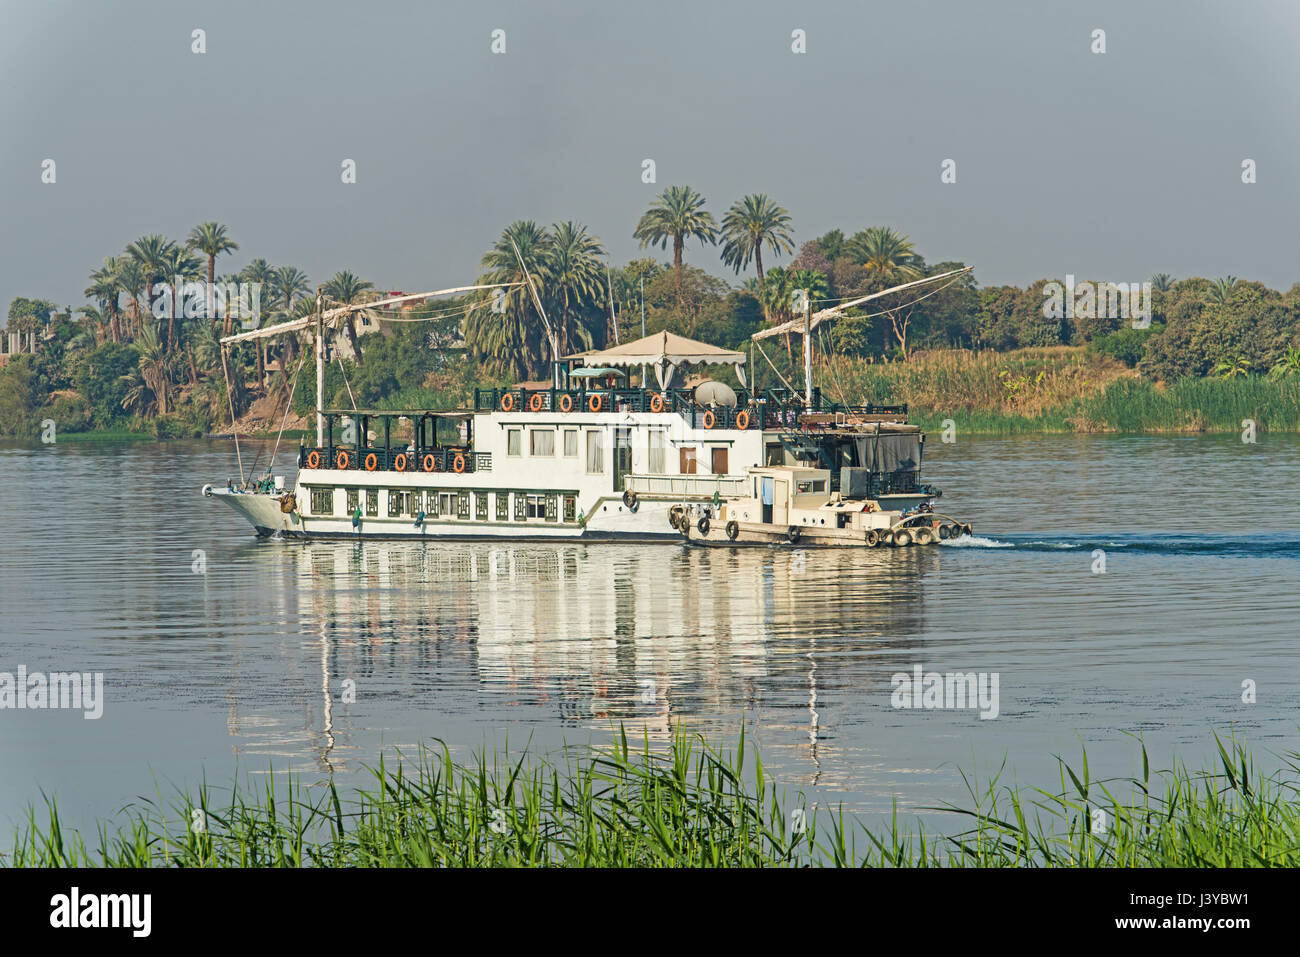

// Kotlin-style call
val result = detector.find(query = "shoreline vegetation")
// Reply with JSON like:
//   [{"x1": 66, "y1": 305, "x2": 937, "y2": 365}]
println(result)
[
  {"x1": 6, "y1": 730, "x2": 1298, "y2": 867},
  {"x1": 3, "y1": 202, "x2": 1299, "y2": 443}
]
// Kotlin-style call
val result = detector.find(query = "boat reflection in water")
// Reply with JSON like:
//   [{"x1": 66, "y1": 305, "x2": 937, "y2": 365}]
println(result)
[{"x1": 261, "y1": 538, "x2": 941, "y2": 787}]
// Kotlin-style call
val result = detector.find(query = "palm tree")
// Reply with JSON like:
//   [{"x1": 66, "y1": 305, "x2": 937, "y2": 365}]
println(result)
[
  {"x1": 161, "y1": 245, "x2": 201, "y2": 349},
  {"x1": 238, "y1": 258, "x2": 276, "y2": 383},
  {"x1": 1208, "y1": 276, "x2": 1238, "y2": 305},
  {"x1": 469, "y1": 221, "x2": 556, "y2": 380},
  {"x1": 84, "y1": 258, "x2": 124, "y2": 343},
  {"x1": 321, "y1": 270, "x2": 376, "y2": 363},
  {"x1": 125, "y1": 234, "x2": 177, "y2": 326},
  {"x1": 848, "y1": 226, "x2": 922, "y2": 287},
  {"x1": 271, "y1": 265, "x2": 311, "y2": 382},
  {"x1": 719, "y1": 194, "x2": 795, "y2": 288},
  {"x1": 548, "y1": 221, "x2": 607, "y2": 356},
  {"x1": 1268, "y1": 345, "x2": 1300, "y2": 380},
  {"x1": 77, "y1": 305, "x2": 109, "y2": 345},
  {"x1": 114, "y1": 258, "x2": 145, "y2": 340},
  {"x1": 1150, "y1": 273, "x2": 1174, "y2": 293},
  {"x1": 633, "y1": 186, "x2": 718, "y2": 275},
  {"x1": 119, "y1": 322, "x2": 171, "y2": 416},
  {"x1": 186, "y1": 222, "x2": 239, "y2": 321}
]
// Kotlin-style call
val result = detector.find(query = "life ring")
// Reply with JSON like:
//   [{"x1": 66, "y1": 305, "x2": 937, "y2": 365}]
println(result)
[
  {"x1": 735, "y1": 410, "x2": 750, "y2": 430},
  {"x1": 622, "y1": 489, "x2": 638, "y2": 511},
  {"x1": 697, "y1": 516, "x2": 710, "y2": 536},
  {"x1": 453, "y1": 453, "x2": 466, "y2": 474},
  {"x1": 364, "y1": 452, "x2": 378, "y2": 471},
  {"x1": 787, "y1": 525, "x2": 800, "y2": 544},
  {"x1": 306, "y1": 450, "x2": 321, "y2": 469},
  {"x1": 649, "y1": 393, "x2": 664, "y2": 413},
  {"x1": 528, "y1": 393, "x2": 544, "y2": 412},
  {"x1": 394, "y1": 453, "x2": 408, "y2": 472},
  {"x1": 559, "y1": 393, "x2": 573, "y2": 413},
  {"x1": 726, "y1": 520, "x2": 739, "y2": 541},
  {"x1": 702, "y1": 410, "x2": 715, "y2": 429},
  {"x1": 500, "y1": 393, "x2": 515, "y2": 412},
  {"x1": 588, "y1": 394, "x2": 603, "y2": 412},
  {"x1": 335, "y1": 450, "x2": 350, "y2": 470},
  {"x1": 421, "y1": 453, "x2": 436, "y2": 472}
]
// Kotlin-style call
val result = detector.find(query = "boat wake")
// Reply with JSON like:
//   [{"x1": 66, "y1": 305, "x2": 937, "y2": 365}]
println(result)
[{"x1": 941, "y1": 532, "x2": 1300, "y2": 559}]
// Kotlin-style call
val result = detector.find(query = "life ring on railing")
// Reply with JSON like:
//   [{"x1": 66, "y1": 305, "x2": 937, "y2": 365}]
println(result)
[
  {"x1": 559, "y1": 393, "x2": 573, "y2": 413},
  {"x1": 335, "y1": 450, "x2": 350, "y2": 470},
  {"x1": 588, "y1": 394, "x2": 603, "y2": 412},
  {"x1": 650, "y1": 393, "x2": 664, "y2": 413},
  {"x1": 702, "y1": 410, "x2": 716, "y2": 430},
  {"x1": 306, "y1": 450, "x2": 321, "y2": 469},
  {"x1": 735, "y1": 410, "x2": 750, "y2": 430},
  {"x1": 528, "y1": 392, "x2": 544, "y2": 412},
  {"x1": 421, "y1": 452, "x2": 436, "y2": 472},
  {"x1": 453, "y1": 453, "x2": 466, "y2": 474},
  {"x1": 500, "y1": 393, "x2": 515, "y2": 412},
  {"x1": 394, "y1": 453, "x2": 408, "y2": 472},
  {"x1": 364, "y1": 452, "x2": 378, "y2": 472}
]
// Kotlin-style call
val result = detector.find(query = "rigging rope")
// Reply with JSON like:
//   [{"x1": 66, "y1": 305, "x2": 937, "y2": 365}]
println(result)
[{"x1": 219, "y1": 345, "x2": 246, "y2": 485}]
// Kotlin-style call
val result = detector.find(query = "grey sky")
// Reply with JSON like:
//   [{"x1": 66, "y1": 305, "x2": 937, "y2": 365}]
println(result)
[{"x1": 3, "y1": 0, "x2": 1299, "y2": 309}]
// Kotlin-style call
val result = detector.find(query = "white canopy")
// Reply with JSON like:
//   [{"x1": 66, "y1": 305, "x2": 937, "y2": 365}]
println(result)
[{"x1": 570, "y1": 330, "x2": 747, "y2": 389}]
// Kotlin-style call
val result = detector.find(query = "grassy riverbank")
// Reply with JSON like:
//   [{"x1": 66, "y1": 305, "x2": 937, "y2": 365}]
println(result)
[{"x1": 7, "y1": 730, "x2": 1298, "y2": 867}]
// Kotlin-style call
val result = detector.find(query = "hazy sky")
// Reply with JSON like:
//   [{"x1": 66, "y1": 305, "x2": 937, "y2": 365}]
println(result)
[{"x1": 4, "y1": 0, "x2": 1299, "y2": 309}]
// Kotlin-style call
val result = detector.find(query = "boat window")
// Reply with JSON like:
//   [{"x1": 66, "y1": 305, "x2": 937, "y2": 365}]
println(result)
[
  {"x1": 563, "y1": 494, "x2": 576, "y2": 522},
  {"x1": 545, "y1": 494, "x2": 558, "y2": 522},
  {"x1": 648, "y1": 430, "x2": 666, "y2": 474},
  {"x1": 563, "y1": 429, "x2": 579, "y2": 457},
  {"x1": 586, "y1": 430, "x2": 604, "y2": 473},
  {"x1": 475, "y1": 491, "x2": 489, "y2": 520},
  {"x1": 456, "y1": 491, "x2": 471, "y2": 519},
  {"x1": 765, "y1": 443, "x2": 783, "y2": 466},
  {"x1": 530, "y1": 429, "x2": 555, "y2": 456},
  {"x1": 797, "y1": 481, "x2": 811, "y2": 493},
  {"x1": 388, "y1": 490, "x2": 404, "y2": 517},
  {"x1": 311, "y1": 488, "x2": 333, "y2": 515},
  {"x1": 366, "y1": 489, "x2": 379, "y2": 516},
  {"x1": 439, "y1": 491, "x2": 455, "y2": 517},
  {"x1": 514, "y1": 492, "x2": 527, "y2": 521},
  {"x1": 346, "y1": 488, "x2": 359, "y2": 514},
  {"x1": 507, "y1": 429, "x2": 521, "y2": 456},
  {"x1": 526, "y1": 494, "x2": 545, "y2": 519},
  {"x1": 496, "y1": 491, "x2": 509, "y2": 520},
  {"x1": 812, "y1": 480, "x2": 826, "y2": 492}
]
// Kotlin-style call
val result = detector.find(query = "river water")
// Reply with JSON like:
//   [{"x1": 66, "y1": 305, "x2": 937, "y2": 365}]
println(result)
[{"x1": 1, "y1": 433, "x2": 1298, "y2": 836}]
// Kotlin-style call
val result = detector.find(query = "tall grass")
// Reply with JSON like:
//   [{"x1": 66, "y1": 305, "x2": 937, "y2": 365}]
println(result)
[
  {"x1": 6, "y1": 731, "x2": 1300, "y2": 867},
  {"x1": 812, "y1": 348, "x2": 1300, "y2": 434}
]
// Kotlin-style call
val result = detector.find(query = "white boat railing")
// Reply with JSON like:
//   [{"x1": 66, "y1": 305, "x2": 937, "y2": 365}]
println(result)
[{"x1": 623, "y1": 473, "x2": 748, "y2": 498}]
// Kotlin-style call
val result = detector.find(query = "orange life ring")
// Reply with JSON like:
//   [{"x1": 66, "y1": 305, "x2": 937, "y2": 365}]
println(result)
[
  {"x1": 364, "y1": 452, "x2": 378, "y2": 471},
  {"x1": 306, "y1": 449, "x2": 321, "y2": 469},
  {"x1": 452, "y1": 453, "x2": 466, "y2": 474},
  {"x1": 501, "y1": 393, "x2": 515, "y2": 412},
  {"x1": 421, "y1": 452, "x2": 435, "y2": 472},
  {"x1": 702, "y1": 410, "x2": 716, "y2": 429},
  {"x1": 588, "y1": 394, "x2": 603, "y2": 412},
  {"x1": 559, "y1": 393, "x2": 573, "y2": 413},
  {"x1": 650, "y1": 393, "x2": 664, "y2": 413},
  {"x1": 335, "y1": 450, "x2": 350, "y2": 470},
  {"x1": 394, "y1": 453, "x2": 408, "y2": 472},
  {"x1": 735, "y1": 410, "x2": 750, "y2": 430},
  {"x1": 528, "y1": 392, "x2": 544, "y2": 412}
]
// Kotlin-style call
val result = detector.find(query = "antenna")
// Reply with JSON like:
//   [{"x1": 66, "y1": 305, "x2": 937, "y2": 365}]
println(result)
[{"x1": 510, "y1": 237, "x2": 559, "y2": 386}]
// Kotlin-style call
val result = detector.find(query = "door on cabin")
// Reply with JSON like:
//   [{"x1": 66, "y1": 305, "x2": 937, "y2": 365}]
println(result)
[
  {"x1": 761, "y1": 476, "x2": 774, "y2": 524},
  {"x1": 613, "y1": 427, "x2": 632, "y2": 492},
  {"x1": 680, "y1": 447, "x2": 698, "y2": 474},
  {"x1": 710, "y1": 447, "x2": 728, "y2": 475},
  {"x1": 772, "y1": 480, "x2": 788, "y2": 525}
]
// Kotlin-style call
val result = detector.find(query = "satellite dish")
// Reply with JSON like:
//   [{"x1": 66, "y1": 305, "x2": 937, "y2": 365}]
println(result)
[{"x1": 693, "y1": 380, "x2": 737, "y2": 407}]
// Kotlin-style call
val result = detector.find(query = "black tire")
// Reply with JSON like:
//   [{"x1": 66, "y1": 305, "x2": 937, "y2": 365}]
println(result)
[
  {"x1": 697, "y1": 516, "x2": 710, "y2": 536},
  {"x1": 914, "y1": 526, "x2": 935, "y2": 546},
  {"x1": 938, "y1": 523, "x2": 951, "y2": 540},
  {"x1": 726, "y1": 520, "x2": 739, "y2": 541},
  {"x1": 894, "y1": 529, "x2": 913, "y2": 547},
  {"x1": 880, "y1": 530, "x2": 894, "y2": 547},
  {"x1": 787, "y1": 526, "x2": 801, "y2": 544},
  {"x1": 961, "y1": 523, "x2": 973, "y2": 537},
  {"x1": 865, "y1": 529, "x2": 880, "y2": 547}
]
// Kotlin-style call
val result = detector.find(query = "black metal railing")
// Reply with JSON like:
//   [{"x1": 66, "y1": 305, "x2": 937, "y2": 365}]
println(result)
[{"x1": 300, "y1": 445, "x2": 481, "y2": 474}]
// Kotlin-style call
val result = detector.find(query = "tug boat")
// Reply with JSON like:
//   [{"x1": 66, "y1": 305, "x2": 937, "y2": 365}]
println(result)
[{"x1": 675, "y1": 460, "x2": 971, "y2": 548}]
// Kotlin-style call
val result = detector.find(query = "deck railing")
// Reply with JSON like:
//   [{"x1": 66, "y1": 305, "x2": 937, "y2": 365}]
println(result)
[
  {"x1": 623, "y1": 473, "x2": 749, "y2": 498},
  {"x1": 299, "y1": 445, "x2": 483, "y2": 474}
]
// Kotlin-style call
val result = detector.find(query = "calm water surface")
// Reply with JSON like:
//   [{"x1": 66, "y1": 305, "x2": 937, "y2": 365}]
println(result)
[{"x1": 1, "y1": 433, "x2": 1298, "y2": 834}]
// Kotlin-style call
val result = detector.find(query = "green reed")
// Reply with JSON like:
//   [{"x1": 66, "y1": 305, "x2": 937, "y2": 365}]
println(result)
[{"x1": 5, "y1": 731, "x2": 1299, "y2": 867}]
